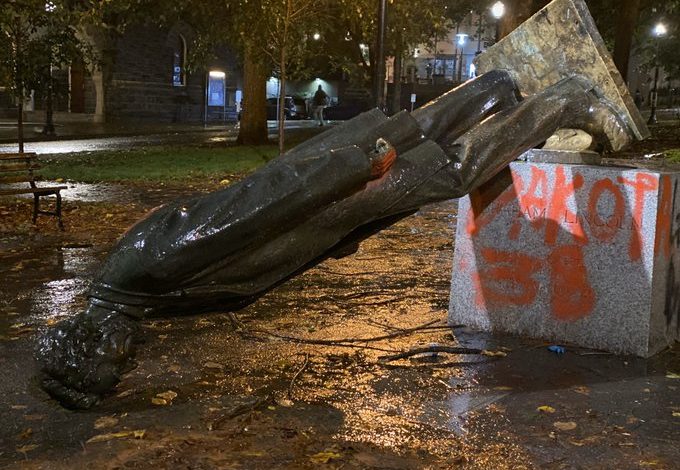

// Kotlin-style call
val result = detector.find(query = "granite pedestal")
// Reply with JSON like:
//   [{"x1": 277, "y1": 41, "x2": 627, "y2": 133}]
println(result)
[{"x1": 449, "y1": 160, "x2": 680, "y2": 356}]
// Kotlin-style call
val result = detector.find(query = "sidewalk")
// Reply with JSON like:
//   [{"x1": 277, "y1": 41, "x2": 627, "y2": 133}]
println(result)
[{"x1": 0, "y1": 117, "x2": 237, "y2": 146}]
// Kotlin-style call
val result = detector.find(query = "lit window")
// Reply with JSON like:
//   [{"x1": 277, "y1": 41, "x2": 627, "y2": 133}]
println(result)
[{"x1": 173, "y1": 34, "x2": 187, "y2": 87}]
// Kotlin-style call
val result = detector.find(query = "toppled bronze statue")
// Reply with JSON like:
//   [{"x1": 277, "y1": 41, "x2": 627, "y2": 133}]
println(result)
[
  {"x1": 37, "y1": 72, "x2": 634, "y2": 408},
  {"x1": 37, "y1": 0, "x2": 649, "y2": 409}
]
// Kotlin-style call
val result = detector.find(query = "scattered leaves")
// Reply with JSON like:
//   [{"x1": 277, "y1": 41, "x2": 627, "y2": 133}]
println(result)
[
  {"x1": 666, "y1": 372, "x2": 680, "y2": 379},
  {"x1": 310, "y1": 450, "x2": 342, "y2": 464},
  {"x1": 537, "y1": 405, "x2": 556, "y2": 414},
  {"x1": 94, "y1": 416, "x2": 119, "y2": 429},
  {"x1": 152, "y1": 390, "x2": 178, "y2": 405},
  {"x1": 553, "y1": 421, "x2": 577, "y2": 431},
  {"x1": 16, "y1": 444, "x2": 38, "y2": 454},
  {"x1": 203, "y1": 362, "x2": 223, "y2": 370},
  {"x1": 86, "y1": 429, "x2": 146, "y2": 444},
  {"x1": 481, "y1": 350, "x2": 507, "y2": 357},
  {"x1": 571, "y1": 385, "x2": 590, "y2": 396}
]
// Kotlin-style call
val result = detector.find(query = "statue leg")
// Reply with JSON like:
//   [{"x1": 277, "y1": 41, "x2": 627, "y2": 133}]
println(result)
[{"x1": 383, "y1": 75, "x2": 633, "y2": 213}]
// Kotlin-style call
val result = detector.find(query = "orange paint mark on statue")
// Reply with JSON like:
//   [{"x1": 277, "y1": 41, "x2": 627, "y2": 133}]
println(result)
[
  {"x1": 545, "y1": 166, "x2": 587, "y2": 246},
  {"x1": 618, "y1": 173, "x2": 658, "y2": 262},
  {"x1": 467, "y1": 174, "x2": 525, "y2": 237},
  {"x1": 655, "y1": 175, "x2": 673, "y2": 258},
  {"x1": 477, "y1": 248, "x2": 542, "y2": 306},
  {"x1": 549, "y1": 245, "x2": 595, "y2": 321},
  {"x1": 587, "y1": 178, "x2": 625, "y2": 243}
]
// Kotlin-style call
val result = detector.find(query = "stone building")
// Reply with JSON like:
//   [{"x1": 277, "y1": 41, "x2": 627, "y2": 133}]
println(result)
[{"x1": 0, "y1": 22, "x2": 241, "y2": 124}]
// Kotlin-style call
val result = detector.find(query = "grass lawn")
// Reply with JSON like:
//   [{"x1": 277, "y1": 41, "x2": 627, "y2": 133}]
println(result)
[
  {"x1": 665, "y1": 148, "x2": 680, "y2": 163},
  {"x1": 40, "y1": 145, "x2": 279, "y2": 183}
]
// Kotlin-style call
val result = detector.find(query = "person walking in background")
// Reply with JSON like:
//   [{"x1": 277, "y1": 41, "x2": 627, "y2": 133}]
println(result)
[{"x1": 313, "y1": 85, "x2": 329, "y2": 126}]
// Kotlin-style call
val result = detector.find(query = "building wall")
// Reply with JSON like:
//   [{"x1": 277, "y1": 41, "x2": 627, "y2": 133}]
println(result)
[{"x1": 96, "y1": 23, "x2": 239, "y2": 123}]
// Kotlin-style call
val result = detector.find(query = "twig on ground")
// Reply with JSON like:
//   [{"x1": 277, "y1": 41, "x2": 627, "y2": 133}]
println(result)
[
  {"x1": 378, "y1": 345, "x2": 482, "y2": 363},
  {"x1": 226, "y1": 312, "x2": 245, "y2": 330},
  {"x1": 288, "y1": 353, "x2": 310, "y2": 400},
  {"x1": 250, "y1": 319, "x2": 462, "y2": 346}
]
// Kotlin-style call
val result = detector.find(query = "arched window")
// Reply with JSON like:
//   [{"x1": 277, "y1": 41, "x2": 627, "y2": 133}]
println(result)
[{"x1": 173, "y1": 34, "x2": 187, "y2": 87}]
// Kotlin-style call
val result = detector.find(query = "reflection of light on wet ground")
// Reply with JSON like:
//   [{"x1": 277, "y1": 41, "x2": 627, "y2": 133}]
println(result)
[
  {"x1": 447, "y1": 389, "x2": 510, "y2": 436},
  {"x1": 7, "y1": 181, "x2": 137, "y2": 203},
  {"x1": 29, "y1": 278, "x2": 88, "y2": 323},
  {"x1": 27, "y1": 248, "x2": 94, "y2": 323}
]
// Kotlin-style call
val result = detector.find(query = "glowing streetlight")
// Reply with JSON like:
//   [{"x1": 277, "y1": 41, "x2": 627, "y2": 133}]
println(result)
[
  {"x1": 491, "y1": 2, "x2": 506, "y2": 44},
  {"x1": 648, "y1": 22, "x2": 668, "y2": 125},
  {"x1": 654, "y1": 23, "x2": 667, "y2": 37},
  {"x1": 491, "y1": 2, "x2": 505, "y2": 20}
]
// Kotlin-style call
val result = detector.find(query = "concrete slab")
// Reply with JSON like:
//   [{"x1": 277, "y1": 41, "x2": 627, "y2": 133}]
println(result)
[
  {"x1": 449, "y1": 161, "x2": 680, "y2": 356},
  {"x1": 475, "y1": 0, "x2": 649, "y2": 146}
]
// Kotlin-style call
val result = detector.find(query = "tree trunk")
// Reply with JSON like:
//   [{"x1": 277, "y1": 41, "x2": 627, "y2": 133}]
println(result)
[
  {"x1": 237, "y1": 50, "x2": 268, "y2": 145},
  {"x1": 390, "y1": 52, "x2": 403, "y2": 115},
  {"x1": 17, "y1": 98, "x2": 24, "y2": 154},
  {"x1": 16, "y1": 26, "x2": 24, "y2": 153},
  {"x1": 613, "y1": 0, "x2": 641, "y2": 82}
]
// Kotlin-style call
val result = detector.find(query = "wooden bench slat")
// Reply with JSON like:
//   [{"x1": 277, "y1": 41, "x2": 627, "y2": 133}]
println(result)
[
  {"x1": 0, "y1": 175, "x2": 36, "y2": 184},
  {"x1": 0, "y1": 185, "x2": 67, "y2": 196},
  {"x1": 0, "y1": 163, "x2": 41, "y2": 172},
  {"x1": 0, "y1": 153, "x2": 37, "y2": 161}
]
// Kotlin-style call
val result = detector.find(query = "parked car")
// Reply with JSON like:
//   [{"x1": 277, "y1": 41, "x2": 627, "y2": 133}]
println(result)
[{"x1": 266, "y1": 96, "x2": 303, "y2": 120}]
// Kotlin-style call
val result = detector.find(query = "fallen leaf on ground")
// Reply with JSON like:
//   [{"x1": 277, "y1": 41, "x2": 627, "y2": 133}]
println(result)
[
  {"x1": 672, "y1": 412, "x2": 680, "y2": 418},
  {"x1": 18, "y1": 428, "x2": 32, "y2": 439},
  {"x1": 16, "y1": 444, "x2": 38, "y2": 453},
  {"x1": 537, "y1": 405, "x2": 556, "y2": 414},
  {"x1": 571, "y1": 385, "x2": 590, "y2": 396},
  {"x1": 310, "y1": 451, "x2": 342, "y2": 464},
  {"x1": 203, "y1": 362, "x2": 223, "y2": 370},
  {"x1": 481, "y1": 350, "x2": 507, "y2": 357},
  {"x1": 86, "y1": 429, "x2": 146, "y2": 444},
  {"x1": 553, "y1": 421, "x2": 577, "y2": 431},
  {"x1": 152, "y1": 390, "x2": 178, "y2": 405},
  {"x1": 94, "y1": 416, "x2": 119, "y2": 429},
  {"x1": 11, "y1": 405, "x2": 27, "y2": 410},
  {"x1": 666, "y1": 372, "x2": 680, "y2": 379}
]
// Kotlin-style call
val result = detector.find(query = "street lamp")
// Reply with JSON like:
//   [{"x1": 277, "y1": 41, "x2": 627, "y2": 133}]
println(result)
[
  {"x1": 43, "y1": 1, "x2": 57, "y2": 136},
  {"x1": 491, "y1": 2, "x2": 505, "y2": 43},
  {"x1": 648, "y1": 22, "x2": 667, "y2": 125}
]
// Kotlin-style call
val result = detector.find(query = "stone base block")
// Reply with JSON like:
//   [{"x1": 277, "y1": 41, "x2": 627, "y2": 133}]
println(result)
[{"x1": 449, "y1": 161, "x2": 680, "y2": 357}]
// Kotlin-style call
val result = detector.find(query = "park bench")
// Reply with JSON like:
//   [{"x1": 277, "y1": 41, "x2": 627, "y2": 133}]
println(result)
[{"x1": 0, "y1": 152, "x2": 67, "y2": 230}]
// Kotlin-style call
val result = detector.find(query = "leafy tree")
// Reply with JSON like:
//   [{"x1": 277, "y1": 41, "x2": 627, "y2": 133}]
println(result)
[{"x1": 0, "y1": 0, "x2": 93, "y2": 151}]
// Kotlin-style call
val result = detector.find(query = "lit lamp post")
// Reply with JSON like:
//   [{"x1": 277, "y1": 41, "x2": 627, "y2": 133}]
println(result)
[
  {"x1": 491, "y1": 2, "x2": 506, "y2": 43},
  {"x1": 648, "y1": 22, "x2": 667, "y2": 125},
  {"x1": 43, "y1": 1, "x2": 57, "y2": 136}
]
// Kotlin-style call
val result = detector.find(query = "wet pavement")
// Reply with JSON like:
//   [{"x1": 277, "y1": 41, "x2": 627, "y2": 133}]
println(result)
[
  {"x1": 0, "y1": 120, "x2": 330, "y2": 155},
  {"x1": 1, "y1": 181, "x2": 679, "y2": 469}
]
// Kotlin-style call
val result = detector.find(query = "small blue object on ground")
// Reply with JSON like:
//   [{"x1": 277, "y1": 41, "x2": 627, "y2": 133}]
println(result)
[{"x1": 548, "y1": 345, "x2": 566, "y2": 354}]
